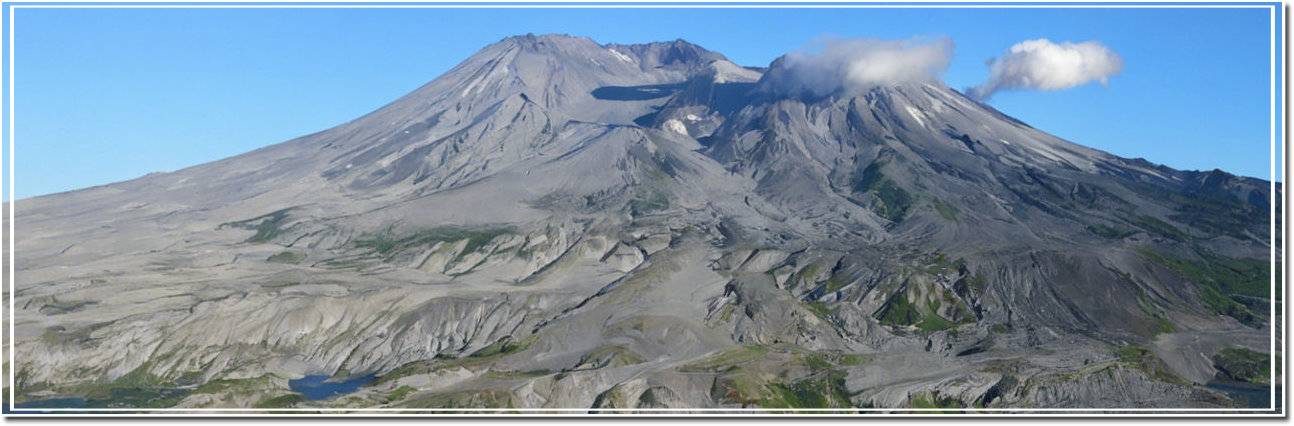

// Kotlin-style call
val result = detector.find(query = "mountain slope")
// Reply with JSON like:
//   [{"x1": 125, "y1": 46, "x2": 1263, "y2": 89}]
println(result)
[{"x1": 7, "y1": 34, "x2": 1278, "y2": 411}]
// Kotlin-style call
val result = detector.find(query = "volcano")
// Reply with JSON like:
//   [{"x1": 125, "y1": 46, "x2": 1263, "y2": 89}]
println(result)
[{"x1": 8, "y1": 34, "x2": 1279, "y2": 411}]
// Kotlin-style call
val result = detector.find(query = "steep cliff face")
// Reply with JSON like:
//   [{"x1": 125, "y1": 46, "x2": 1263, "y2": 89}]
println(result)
[{"x1": 7, "y1": 34, "x2": 1277, "y2": 411}]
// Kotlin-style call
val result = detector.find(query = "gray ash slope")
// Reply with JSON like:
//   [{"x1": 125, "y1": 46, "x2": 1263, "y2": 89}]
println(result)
[{"x1": 8, "y1": 34, "x2": 1279, "y2": 410}]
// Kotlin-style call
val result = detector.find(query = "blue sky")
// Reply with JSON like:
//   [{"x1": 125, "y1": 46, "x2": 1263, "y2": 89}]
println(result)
[{"x1": 4, "y1": 4, "x2": 1284, "y2": 199}]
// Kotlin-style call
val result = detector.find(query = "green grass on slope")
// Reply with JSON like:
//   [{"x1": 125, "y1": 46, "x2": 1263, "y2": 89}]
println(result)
[
  {"x1": 855, "y1": 162, "x2": 914, "y2": 223},
  {"x1": 1134, "y1": 288, "x2": 1177, "y2": 337},
  {"x1": 355, "y1": 226, "x2": 511, "y2": 257},
  {"x1": 1086, "y1": 224, "x2": 1137, "y2": 239},
  {"x1": 1213, "y1": 347, "x2": 1271, "y2": 384},
  {"x1": 372, "y1": 335, "x2": 539, "y2": 387},
  {"x1": 1126, "y1": 215, "x2": 1188, "y2": 242},
  {"x1": 1137, "y1": 248, "x2": 1269, "y2": 327},
  {"x1": 253, "y1": 394, "x2": 302, "y2": 409},
  {"x1": 1114, "y1": 346, "x2": 1187, "y2": 385},
  {"x1": 221, "y1": 208, "x2": 296, "y2": 244},
  {"x1": 907, "y1": 392, "x2": 964, "y2": 412},
  {"x1": 267, "y1": 251, "x2": 306, "y2": 264},
  {"x1": 933, "y1": 199, "x2": 960, "y2": 222},
  {"x1": 877, "y1": 292, "x2": 961, "y2": 334},
  {"x1": 688, "y1": 348, "x2": 868, "y2": 410},
  {"x1": 758, "y1": 371, "x2": 852, "y2": 410}
]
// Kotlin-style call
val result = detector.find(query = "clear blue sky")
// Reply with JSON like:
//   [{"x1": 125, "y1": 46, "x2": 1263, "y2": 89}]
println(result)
[{"x1": 4, "y1": 4, "x2": 1283, "y2": 199}]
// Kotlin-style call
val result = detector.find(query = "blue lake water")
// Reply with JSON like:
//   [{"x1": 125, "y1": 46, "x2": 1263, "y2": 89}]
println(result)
[
  {"x1": 288, "y1": 374, "x2": 376, "y2": 400},
  {"x1": 7, "y1": 397, "x2": 87, "y2": 414},
  {"x1": 1206, "y1": 380, "x2": 1275, "y2": 409}
]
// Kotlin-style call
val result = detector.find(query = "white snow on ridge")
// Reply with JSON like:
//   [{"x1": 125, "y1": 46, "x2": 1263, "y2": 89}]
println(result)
[
  {"x1": 608, "y1": 48, "x2": 634, "y2": 63},
  {"x1": 663, "y1": 119, "x2": 689, "y2": 136},
  {"x1": 904, "y1": 106, "x2": 927, "y2": 129},
  {"x1": 1126, "y1": 163, "x2": 1170, "y2": 180}
]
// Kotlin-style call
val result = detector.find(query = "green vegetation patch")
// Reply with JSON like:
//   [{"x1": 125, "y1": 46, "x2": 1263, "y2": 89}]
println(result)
[
  {"x1": 1114, "y1": 346, "x2": 1187, "y2": 385},
  {"x1": 908, "y1": 392, "x2": 964, "y2": 412},
  {"x1": 933, "y1": 199, "x2": 960, "y2": 222},
  {"x1": 222, "y1": 208, "x2": 296, "y2": 244},
  {"x1": 758, "y1": 371, "x2": 852, "y2": 410},
  {"x1": 1126, "y1": 215, "x2": 1187, "y2": 242},
  {"x1": 405, "y1": 389, "x2": 515, "y2": 410},
  {"x1": 482, "y1": 369, "x2": 553, "y2": 379},
  {"x1": 468, "y1": 336, "x2": 528, "y2": 359},
  {"x1": 855, "y1": 162, "x2": 914, "y2": 222},
  {"x1": 877, "y1": 292, "x2": 920, "y2": 327},
  {"x1": 373, "y1": 335, "x2": 538, "y2": 387},
  {"x1": 706, "y1": 351, "x2": 858, "y2": 411},
  {"x1": 923, "y1": 252, "x2": 962, "y2": 276},
  {"x1": 575, "y1": 345, "x2": 646, "y2": 369},
  {"x1": 803, "y1": 301, "x2": 835, "y2": 320},
  {"x1": 824, "y1": 277, "x2": 848, "y2": 294},
  {"x1": 638, "y1": 388, "x2": 660, "y2": 406},
  {"x1": 1086, "y1": 224, "x2": 1137, "y2": 239},
  {"x1": 386, "y1": 386, "x2": 417, "y2": 404},
  {"x1": 799, "y1": 352, "x2": 870, "y2": 370},
  {"x1": 267, "y1": 251, "x2": 306, "y2": 264},
  {"x1": 1135, "y1": 289, "x2": 1176, "y2": 337},
  {"x1": 839, "y1": 354, "x2": 870, "y2": 366},
  {"x1": 679, "y1": 345, "x2": 769, "y2": 373},
  {"x1": 46, "y1": 361, "x2": 199, "y2": 409},
  {"x1": 628, "y1": 189, "x2": 671, "y2": 215},
  {"x1": 82, "y1": 387, "x2": 190, "y2": 409},
  {"x1": 1137, "y1": 248, "x2": 1268, "y2": 327},
  {"x1": 916, "y1": 309, "x2": 957, "y2": 333},
  {"x1": 253, "y1": 394, "x2": 302, "y2": 409},
  {"x1": 1121, "y1": 176, "x2": 1269, "y2": 242},
  {"x1": 355, "y1": 226, "x2": 512, "y2": 258},
  {"x1": 793, "y1": 264, "x2": 821, "y2": 287},
  {"x1": 1212, "y1": 347, "x2": 1271, "y2": 384},
  {"x1": 876, "y1": 285, "x2": 967, "y2": 334},
  {"x1": 191, "y1": 375, "x2": 278, "y2": 396}
]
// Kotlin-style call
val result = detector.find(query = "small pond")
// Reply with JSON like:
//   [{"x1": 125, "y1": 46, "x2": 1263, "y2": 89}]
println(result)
[{"x1": 288, "y1": 374, "x2": 376, "y2": 401}]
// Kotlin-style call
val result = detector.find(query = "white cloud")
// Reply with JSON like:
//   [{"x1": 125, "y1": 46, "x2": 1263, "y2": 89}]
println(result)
[
  {"x1": 968, "y1": 39, "x2": 1124, "y2": 100},
  {"x1": 762, "y1": 36, "x2": 955, "y2": 98}
]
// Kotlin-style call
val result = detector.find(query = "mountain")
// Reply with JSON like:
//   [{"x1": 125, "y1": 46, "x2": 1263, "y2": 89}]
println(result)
[{"x1": 7, "y1": 34, "x2": 1279, "y2": 411}]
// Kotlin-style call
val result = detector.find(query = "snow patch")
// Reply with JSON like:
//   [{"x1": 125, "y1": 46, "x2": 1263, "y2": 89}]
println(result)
[
  {"x1": 608, "y1": 48, "x2": 633, "y2": 63},
  {"x1": 662, "y1": 119, "x2": 689, "y2": 136},
  {"x1": 998, "y1": 139, "x2": 1012, "y2": 146},
  {"x1": 904, "y1": 105, "x2": 927, "y2": 129},
  {"x1": 1127, "y1": 164, "x2": 1170, "y2": 181}
]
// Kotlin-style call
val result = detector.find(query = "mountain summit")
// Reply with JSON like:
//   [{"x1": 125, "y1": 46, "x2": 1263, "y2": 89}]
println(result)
[{"x1": 10, "y1": 34, "x2": 1277, "y2": 411}]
